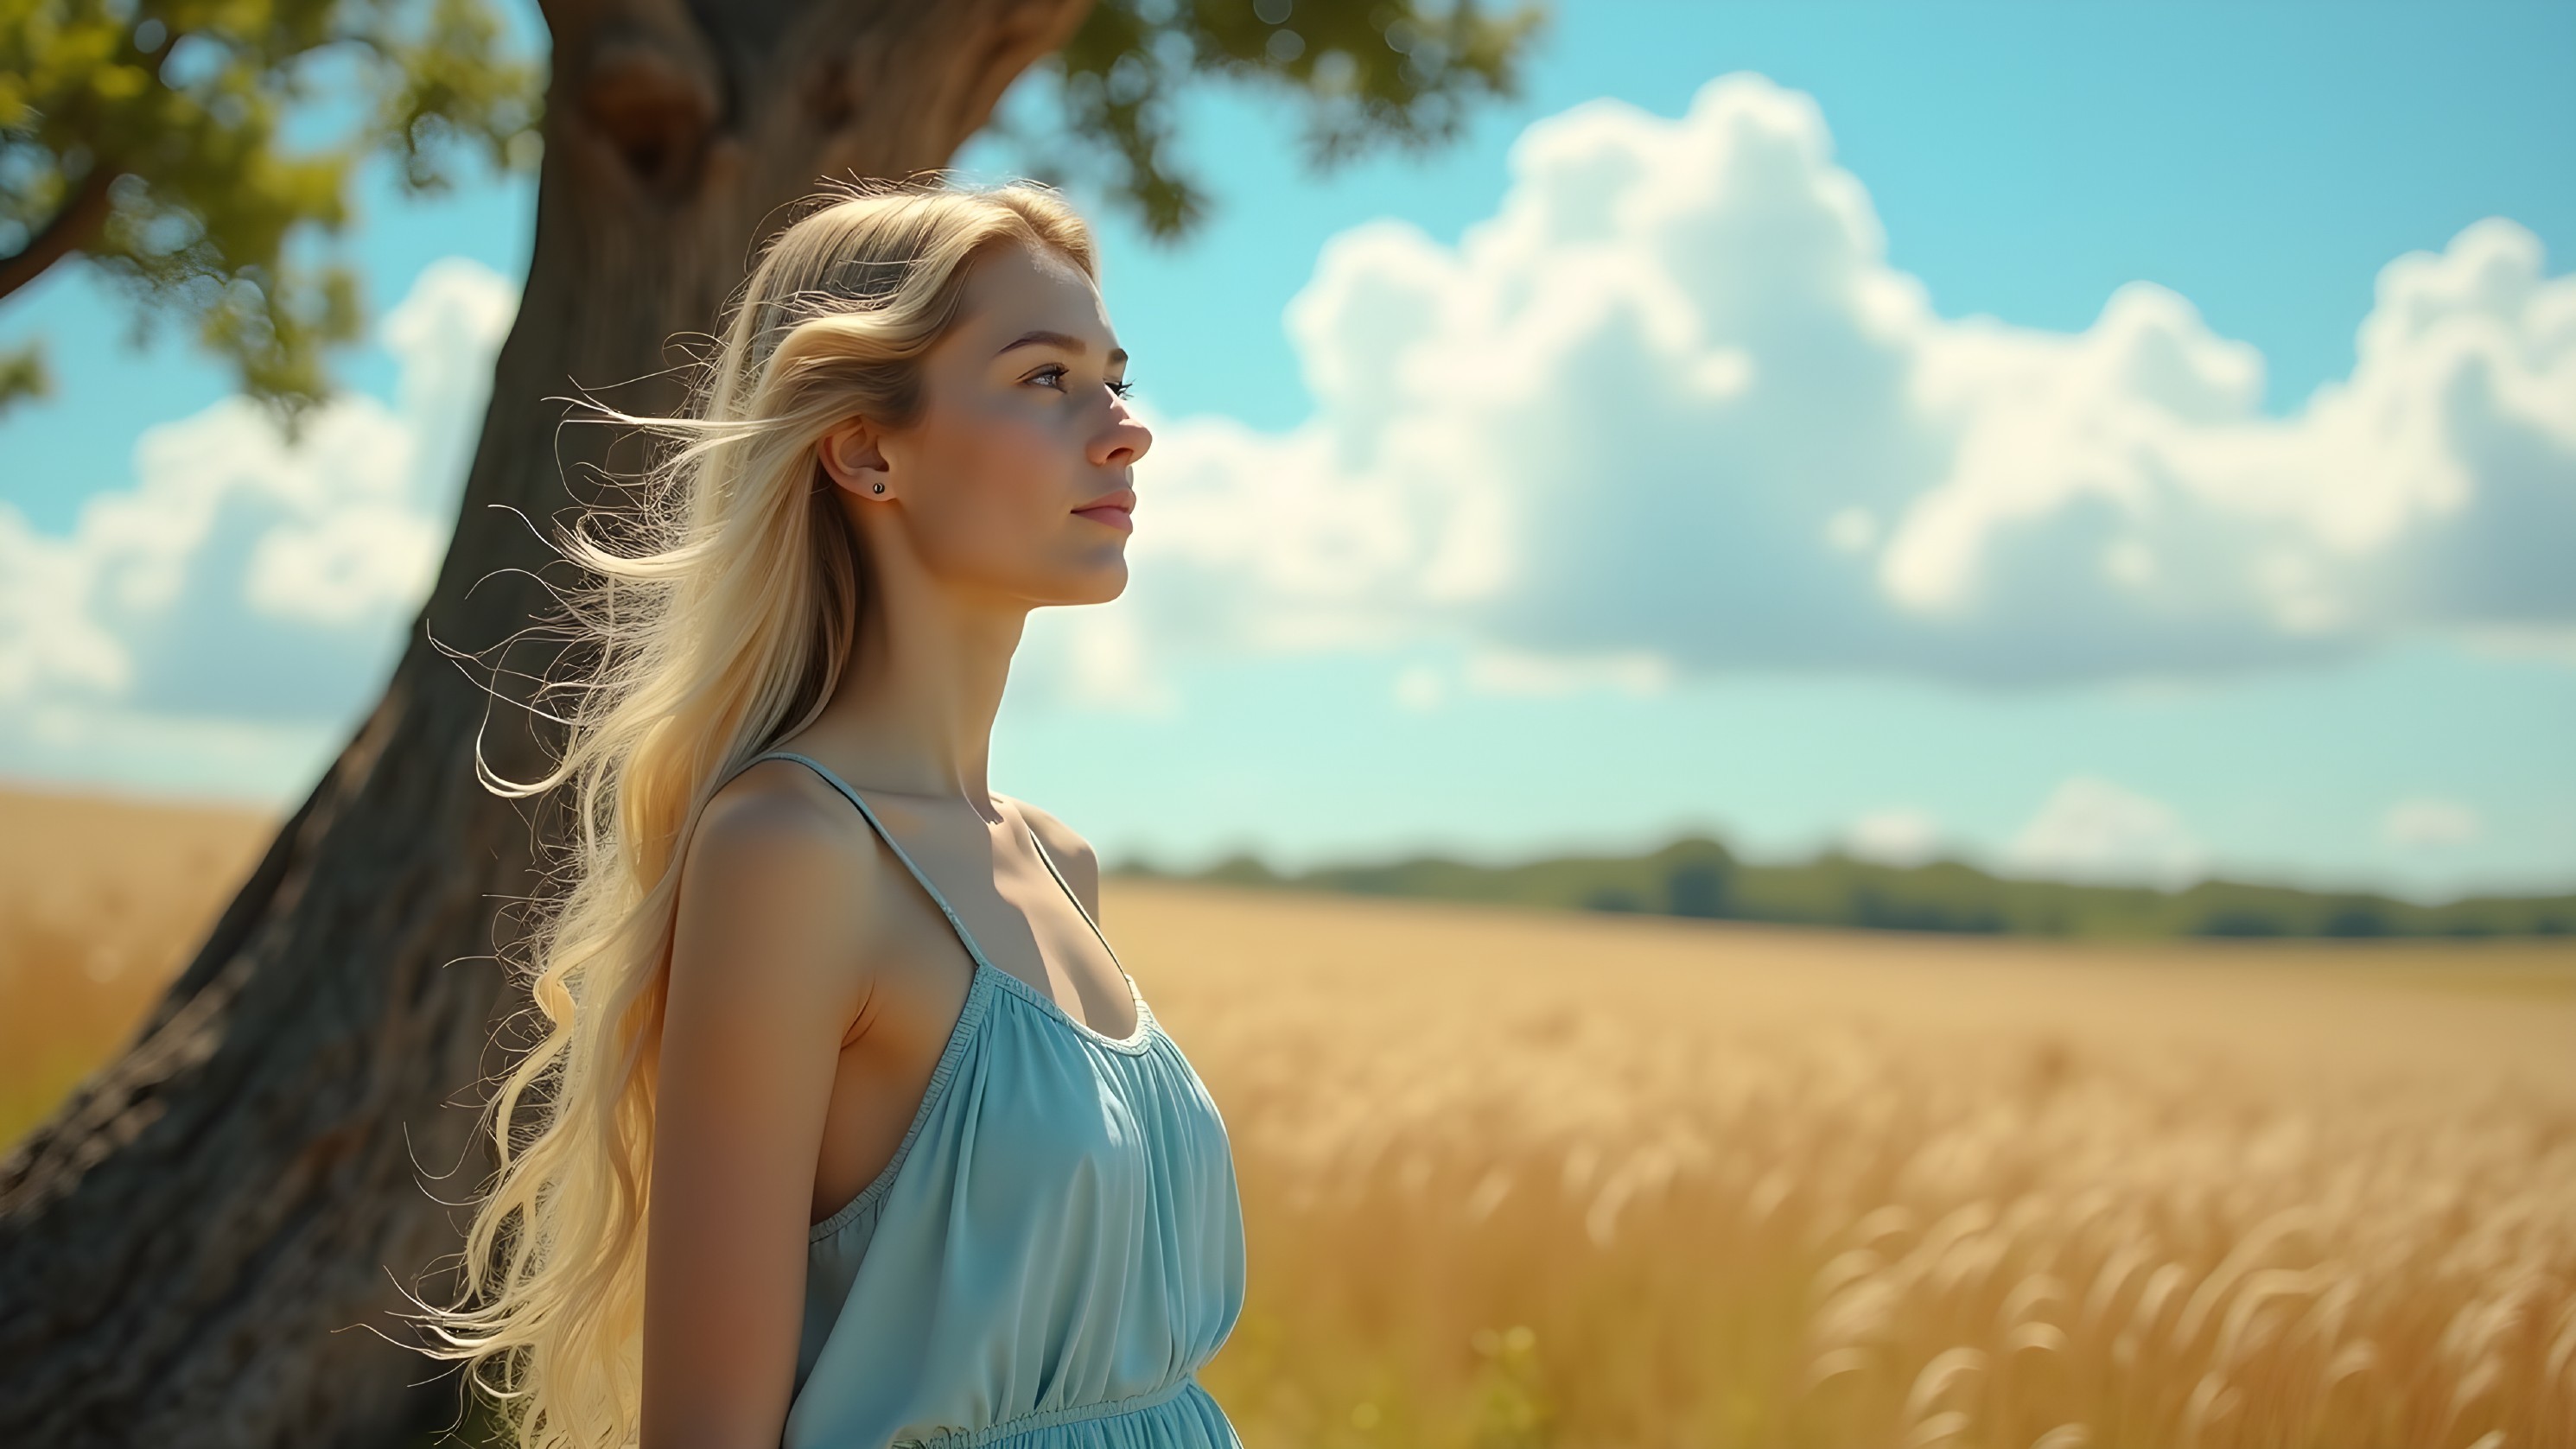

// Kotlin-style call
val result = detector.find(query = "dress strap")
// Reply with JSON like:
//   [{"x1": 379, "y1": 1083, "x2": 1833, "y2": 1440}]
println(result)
[
  {"x1": 741, "y1": 750, "x2": 1002, "y2": 976},
  {"x1": 1024, "y1": 821, "x2": 1128, "y2": 975}
]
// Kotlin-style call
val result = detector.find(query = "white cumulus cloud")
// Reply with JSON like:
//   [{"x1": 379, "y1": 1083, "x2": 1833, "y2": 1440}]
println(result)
[
  {"x1": 2381, "y1": 796, "x2": 2482, "y2": 848},
  {"x1": 1106, "y1": 71, "x2": 2576, "y2": 688},
  {"x1": 1844, "y1": 808, "x2": 1944, "y2": 868},
  {"x1": 2006, "y1": 776, "x2": 2206, "y2": 888},
  {"x1": 0, "y1": 257, "x2": 518, "y2": 760}
]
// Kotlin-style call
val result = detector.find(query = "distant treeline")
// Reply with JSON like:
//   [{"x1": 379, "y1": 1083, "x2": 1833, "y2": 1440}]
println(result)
[{"x1": 1112, "y1": 836, "x2": 2576, "y2": 939}]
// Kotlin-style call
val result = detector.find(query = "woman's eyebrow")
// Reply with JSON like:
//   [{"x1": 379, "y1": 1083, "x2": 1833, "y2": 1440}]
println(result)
[{"x1": 995, "y1": 329, "x2": 1128, "y2": 366}]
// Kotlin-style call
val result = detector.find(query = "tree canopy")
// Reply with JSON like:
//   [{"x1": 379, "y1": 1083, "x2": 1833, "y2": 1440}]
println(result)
[
  {"x1": 0, "y1": 0, "x2": 1542, "y2": 430},
  {"x1": 0, "y1": 0, "x2": 542, "y2": 429}
]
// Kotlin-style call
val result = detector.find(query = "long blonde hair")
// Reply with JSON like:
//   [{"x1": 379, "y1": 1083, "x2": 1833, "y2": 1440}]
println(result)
[{"x1": 408, "y1": 175, "x2": 1099, "y2": 1449}]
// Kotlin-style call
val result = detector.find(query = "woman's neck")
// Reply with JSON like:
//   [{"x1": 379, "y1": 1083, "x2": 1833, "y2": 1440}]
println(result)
[{"x1": 805, "y1": 575, "x2": 1027, "y2": 818}]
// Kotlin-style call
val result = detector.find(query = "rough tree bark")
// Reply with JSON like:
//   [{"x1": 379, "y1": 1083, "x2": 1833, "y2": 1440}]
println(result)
[{"x1": 0, "y1": 2, "x2": 1092, "y2": 1441}]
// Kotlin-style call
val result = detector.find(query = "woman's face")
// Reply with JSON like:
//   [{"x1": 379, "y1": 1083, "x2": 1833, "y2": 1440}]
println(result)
[{"x1": 823, "y1": 238, "x2": 1151, "y2": 608}]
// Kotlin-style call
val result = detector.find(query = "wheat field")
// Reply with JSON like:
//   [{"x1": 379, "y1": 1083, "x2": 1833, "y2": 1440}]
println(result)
[
  {"x1": 1113, "y1": 885, "x2": 2576, "y2": 1449},
  {"x1": 5, "y1": 785, "x2": 2572, "y2": 1447},
  {"x1": 0, "y1": 784, "x2": 274, "y2": 1148}
]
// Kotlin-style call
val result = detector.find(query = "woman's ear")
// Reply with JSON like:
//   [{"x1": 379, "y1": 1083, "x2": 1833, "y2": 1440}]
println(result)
[{"x1": 817, "y1": 416, "x2": 894, "y2": 499}]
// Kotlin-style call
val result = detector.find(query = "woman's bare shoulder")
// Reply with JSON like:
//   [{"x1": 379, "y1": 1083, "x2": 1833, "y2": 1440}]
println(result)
[
  {"x1": 672, "y1": 759, "x2": 891, "y2": 1012},
  {"x1": 998, "y1": 794, "x2": 1102, "y2": 910}
]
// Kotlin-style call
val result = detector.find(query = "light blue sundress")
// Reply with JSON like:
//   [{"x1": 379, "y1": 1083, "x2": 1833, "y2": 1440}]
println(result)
[{"x1": 740, "y1": 752, "x2": 1250, "y2": 1449}]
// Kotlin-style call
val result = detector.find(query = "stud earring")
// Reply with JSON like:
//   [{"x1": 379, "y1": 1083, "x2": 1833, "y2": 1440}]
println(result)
[{"x1": 871, "y1": 482, "x2": 885, "y2": 494}]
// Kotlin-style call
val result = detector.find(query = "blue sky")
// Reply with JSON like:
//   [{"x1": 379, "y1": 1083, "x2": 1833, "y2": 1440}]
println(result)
[{"x1": 3, "y1": 0, "x2": 2572, "y2": 901}]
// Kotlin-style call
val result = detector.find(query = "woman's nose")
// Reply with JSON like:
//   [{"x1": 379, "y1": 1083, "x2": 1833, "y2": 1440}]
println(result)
[{"x1": 1095, "y1": 410, "x2": 1152, "y2": 468}]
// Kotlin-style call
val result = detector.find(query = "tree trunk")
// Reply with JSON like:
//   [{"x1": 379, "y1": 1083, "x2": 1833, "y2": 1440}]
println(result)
[{"x1": 0, "y1": 2, "x2": 1091, "y2": 1441}]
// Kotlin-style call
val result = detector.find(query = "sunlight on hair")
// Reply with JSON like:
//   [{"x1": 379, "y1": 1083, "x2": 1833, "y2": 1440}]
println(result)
[{"x1": 396, "y1": 173, "x2": 1098, "y2": 1449}]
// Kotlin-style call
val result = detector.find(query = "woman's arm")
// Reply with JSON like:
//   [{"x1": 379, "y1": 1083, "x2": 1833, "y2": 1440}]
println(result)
[{"x1": 641, "y1": 779, "x2": 878, "y2": 1449}]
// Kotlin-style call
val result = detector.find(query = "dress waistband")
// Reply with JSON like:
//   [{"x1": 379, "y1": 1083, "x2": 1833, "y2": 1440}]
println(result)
[{"x1": 896, "y1": 1373, "x2": 1202, "y2": 1449}]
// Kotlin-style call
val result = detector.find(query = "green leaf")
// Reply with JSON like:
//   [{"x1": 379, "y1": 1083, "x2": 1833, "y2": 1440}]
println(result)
[
  {"x1": 0, "y1": 0, "x2": 543, "y2": 416},
  {"x1": 1006, "y1": 0, "x2": 1549, "y2": 243}
]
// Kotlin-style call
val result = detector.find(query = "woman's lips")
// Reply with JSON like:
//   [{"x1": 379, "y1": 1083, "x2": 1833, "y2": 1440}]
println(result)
[{"x1": 1073, "y1": 505, "x2": 1134, "y2": 532}]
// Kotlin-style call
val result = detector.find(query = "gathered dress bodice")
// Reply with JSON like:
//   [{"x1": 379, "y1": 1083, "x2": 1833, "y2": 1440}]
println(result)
[{"x1": 737, "y1": 752, "x2": 1248, "y2": 1449}]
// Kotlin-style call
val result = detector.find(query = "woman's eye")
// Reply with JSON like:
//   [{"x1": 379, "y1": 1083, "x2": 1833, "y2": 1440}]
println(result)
[{"x1": 1027, "y1": 365, "x2": 1135, "y2": 400}]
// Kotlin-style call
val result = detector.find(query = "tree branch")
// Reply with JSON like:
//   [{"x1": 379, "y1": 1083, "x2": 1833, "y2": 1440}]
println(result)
[{"x1": 0, "y1": 162, "x2": 119, "y2": 303}]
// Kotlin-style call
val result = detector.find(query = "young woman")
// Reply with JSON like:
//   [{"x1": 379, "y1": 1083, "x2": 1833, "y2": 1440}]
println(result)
[{"x1": 415, "y1": 179, "x2": 1248, "y2": 1449}]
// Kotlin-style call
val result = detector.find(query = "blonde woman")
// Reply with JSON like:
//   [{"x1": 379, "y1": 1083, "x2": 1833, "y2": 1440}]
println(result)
[{"x1": 415, "y1": 179, "x2": 1246, "y2": 1449}]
